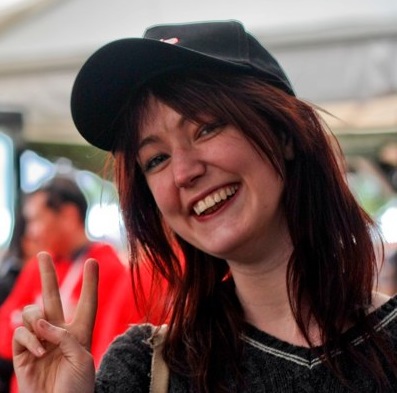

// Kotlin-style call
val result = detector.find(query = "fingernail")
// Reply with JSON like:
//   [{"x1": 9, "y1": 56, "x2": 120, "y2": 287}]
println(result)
[
  {"x1": 38, "y1": 319, "x2": 51, "y2": 330},
  {"x1": 37, "y1": 346, "x2": 46, "y2": 356}
]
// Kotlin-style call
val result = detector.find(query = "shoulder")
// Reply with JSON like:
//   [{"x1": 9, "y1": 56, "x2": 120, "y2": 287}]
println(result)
[
  {"x1": 96, "y1": 324, "x2": 157, "y2": 391},
  {"x1": 2, "y1": 256, "x2": 40, "y2": 292},
  {"x1": 369, "y1": 291, "x2": 392, "y2": 313},
  {"x1": 87, "y1": 243, "x2": 124, "y2": 269},
  {"x1": 366, "y1": 292, "x2": 397, "y2": 335},
  {"x1": 102, "y1": 323, "x2": 156, "y2": 357},
  {"x1": 18, "y1": 255, "x2": 39, "y2": 272},
  {"x1": 87, "y1": 242, "x2": 119, "y2": 257}
]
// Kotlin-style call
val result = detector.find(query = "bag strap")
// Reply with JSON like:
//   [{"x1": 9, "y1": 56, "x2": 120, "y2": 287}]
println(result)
[{"x1": 149, "y1": 324, "x2": 169, "y2": 393}]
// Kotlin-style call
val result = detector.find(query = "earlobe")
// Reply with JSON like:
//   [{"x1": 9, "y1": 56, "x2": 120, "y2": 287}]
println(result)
[{"x1": 281, "y1": 133, "x2": 294, "y2": 160}]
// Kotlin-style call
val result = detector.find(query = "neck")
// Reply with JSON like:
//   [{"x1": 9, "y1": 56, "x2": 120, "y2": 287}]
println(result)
[
  {"x1": 228, "y1": 239, "x2": 320, "y2": 347},
  {"x1": 54, "y1": 233, "x2": 90, "y2": 260},
  {"x1": 70, "y1": 239, "x2": 91, "y2": 260}
]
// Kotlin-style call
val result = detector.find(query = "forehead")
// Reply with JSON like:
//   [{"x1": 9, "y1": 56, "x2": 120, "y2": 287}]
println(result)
[
  {"x1": 23, "y1": 192, "x2": 49, "y2": 216},
  {"x1": 138, "y1": 98, "x2": 184, "y2": 138},
  {"x1": 138, "y1": 95, "x2": 215, "y2": 134},
  {"x1": 140, "y1": 96, "x2": 173, "y2": 123}
]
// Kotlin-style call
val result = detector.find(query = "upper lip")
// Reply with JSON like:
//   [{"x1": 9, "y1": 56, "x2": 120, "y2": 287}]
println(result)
[{"x1": 187, "y1": 183, "x2": 239, "y2": 215}]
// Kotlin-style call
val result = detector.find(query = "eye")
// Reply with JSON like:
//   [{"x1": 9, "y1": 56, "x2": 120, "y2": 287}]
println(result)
[
  {"x1": 142, "y1": 153, "x2": 169, "y2": 173},
  {"x1": 197, "y1": 121, "x2": 226, "y2": 138}
]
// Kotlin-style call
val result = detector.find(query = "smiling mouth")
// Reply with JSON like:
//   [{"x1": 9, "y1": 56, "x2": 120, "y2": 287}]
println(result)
[{"x1": 193, "y1": 185, "x2": 238, "y2": 216}]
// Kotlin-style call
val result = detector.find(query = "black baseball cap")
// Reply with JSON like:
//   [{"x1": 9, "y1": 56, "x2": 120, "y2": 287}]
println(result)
[{"x1": 71, "y1": 20, "x2": 295, "y2": 151}]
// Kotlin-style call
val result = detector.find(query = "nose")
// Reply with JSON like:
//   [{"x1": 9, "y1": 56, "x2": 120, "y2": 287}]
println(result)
[{"x1": 172, "y1": 147, "x2": 206, "y2": 188}]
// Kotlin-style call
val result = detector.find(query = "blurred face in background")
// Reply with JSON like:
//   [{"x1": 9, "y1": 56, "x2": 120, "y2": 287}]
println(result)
[
  {"x1": 23, "y1": 191, "x2": 66, "y2": 257},
  {"x1": 20, "y1": 229, "x2": 39, "y2": 263}
]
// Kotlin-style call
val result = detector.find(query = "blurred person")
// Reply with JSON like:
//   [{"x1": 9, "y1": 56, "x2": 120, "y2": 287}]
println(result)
[
  {"x1": 0, "y1": 176, "x2": 158, "y2": 392},
  {"x1": 12, "y1": 20, "x2": 397, "y2": 392},
  {"x1": 0, "y1": 211, "x2": 38, "y2": 306},
  {"x1": 0, "y1": 212, "x2": 38, "y2": 393}
]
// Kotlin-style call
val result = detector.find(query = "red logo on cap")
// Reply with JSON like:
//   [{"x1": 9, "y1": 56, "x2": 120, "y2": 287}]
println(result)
[{"x1": 160, "y1": 37, "x2": 179, "y2": 45}]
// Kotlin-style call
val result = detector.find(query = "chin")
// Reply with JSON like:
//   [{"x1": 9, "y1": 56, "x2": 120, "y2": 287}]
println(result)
[{"x1": 198, "y1": 243, "x2": 240, "y2": 261}]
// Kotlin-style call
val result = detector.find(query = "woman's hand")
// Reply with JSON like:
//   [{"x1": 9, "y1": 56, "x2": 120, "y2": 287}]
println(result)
[{"x1": 12, "y1": 252, "x2": 98, "y2": 393}]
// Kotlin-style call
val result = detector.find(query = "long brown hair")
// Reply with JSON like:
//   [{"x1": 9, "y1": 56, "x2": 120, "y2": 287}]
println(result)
[{"x1": 112, "y1": 70, "x2": 395, "y2": 392}]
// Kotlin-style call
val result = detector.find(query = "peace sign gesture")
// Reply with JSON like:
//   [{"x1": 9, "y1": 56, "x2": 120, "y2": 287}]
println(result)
[{"x1": 13, "y1": 252, "x2": 98, "y2": 393}]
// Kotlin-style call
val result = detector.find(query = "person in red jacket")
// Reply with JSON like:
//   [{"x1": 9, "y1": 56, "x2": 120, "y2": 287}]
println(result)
[{"x1": 0, "y1": 176, "x2": 159, "y2": 392}]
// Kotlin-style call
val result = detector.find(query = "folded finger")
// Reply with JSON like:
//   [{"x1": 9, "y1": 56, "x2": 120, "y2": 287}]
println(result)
[
  {"x1": 13, "y1": 325, "x2": 46, "y2": 358},
  {"x1": 36, "y1": 319, "x2": 92, "y2": 364},
  {"x1": 38, "y1": 252, "x2": 65, "y2": 324},
  {"x1": 22, "y1": 304, "x2": 45, "y2": 333}
]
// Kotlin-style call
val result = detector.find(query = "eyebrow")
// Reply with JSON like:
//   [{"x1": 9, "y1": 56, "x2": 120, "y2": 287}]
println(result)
[
  {"x1": 137, "y1": 114, "x2": 190, "y2": 152},
  {"x1": 137, "y1": 135, "x2": 161, "y2": 152}
]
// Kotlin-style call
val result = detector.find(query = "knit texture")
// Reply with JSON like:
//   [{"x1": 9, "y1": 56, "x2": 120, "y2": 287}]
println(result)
[{"x1": 95, "y1": 296, "x2": 397, "y2": 392}]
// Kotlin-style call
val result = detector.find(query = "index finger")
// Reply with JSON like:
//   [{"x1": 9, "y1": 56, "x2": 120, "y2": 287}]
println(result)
[
  {"x1": 38, "y1": 252, "x2": 65, "y2": 324},
  {"x1": 72, "y1": 258, "x2": 99, "y2": 349}
]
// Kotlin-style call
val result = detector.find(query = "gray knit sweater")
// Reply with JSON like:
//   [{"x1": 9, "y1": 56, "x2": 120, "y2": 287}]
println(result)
[{"x1": 95, "y1": 296, "x2": 397, "y2": 392}]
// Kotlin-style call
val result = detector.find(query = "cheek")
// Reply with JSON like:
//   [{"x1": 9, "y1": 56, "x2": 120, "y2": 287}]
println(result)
[
  {"x1": 154, "y1": 191, "x2": 179, "y2": 220},
  {"x1": 147, "y1": 179, "x2": 177, "y2": 218},
  {"x1": 28, "y1": 223, "x2": 41, "y2": 239},
  {"x1": 149, "y1": 182, "x2": 181, "y2": 226},
  {"x1": 36, "y1": 218, "x2": 58, "y2": 238}
]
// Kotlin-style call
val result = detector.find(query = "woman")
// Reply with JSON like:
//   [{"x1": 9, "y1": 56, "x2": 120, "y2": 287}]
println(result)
[{"x1": 12, "y1": 20, "x2": 397, "y2": 392}]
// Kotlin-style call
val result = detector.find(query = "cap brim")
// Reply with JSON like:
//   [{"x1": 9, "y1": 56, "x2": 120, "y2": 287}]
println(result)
[{"x1": 71, "y1": 38, "x2": 254, "y2": 151}]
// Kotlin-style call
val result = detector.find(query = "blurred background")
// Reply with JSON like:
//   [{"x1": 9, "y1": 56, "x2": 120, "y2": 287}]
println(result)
[{"x1": 0, "y1": 0, "x2": 396, "y2": 285}]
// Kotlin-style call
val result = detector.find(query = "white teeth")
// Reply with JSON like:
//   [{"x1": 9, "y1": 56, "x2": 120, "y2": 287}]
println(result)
[
  {"x1": 214, "y1": 193, "x2": 221, "y2": 203},
  {"x1": 193, "y1": 185, "x2": 238, "y2": 216},
  {"x1": 197, "y1": 200, "x2": 206, "y2": 214},
  {"x1": 204, "y1": 195, "x2": 216, "y2": 208}
]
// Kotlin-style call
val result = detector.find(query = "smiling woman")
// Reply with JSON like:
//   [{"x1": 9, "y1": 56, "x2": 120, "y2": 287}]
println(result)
[
  {"x1": 11, "y1": 20, "x2": 397, "y2": 393},
  {"x1": 130, "y1": 84, "x2": 288, "y2": 261}
]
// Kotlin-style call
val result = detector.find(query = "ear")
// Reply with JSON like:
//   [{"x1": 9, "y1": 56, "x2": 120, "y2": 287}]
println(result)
[{"x1": 281, "y1": 133, "x2": 294, "y2": 160}]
